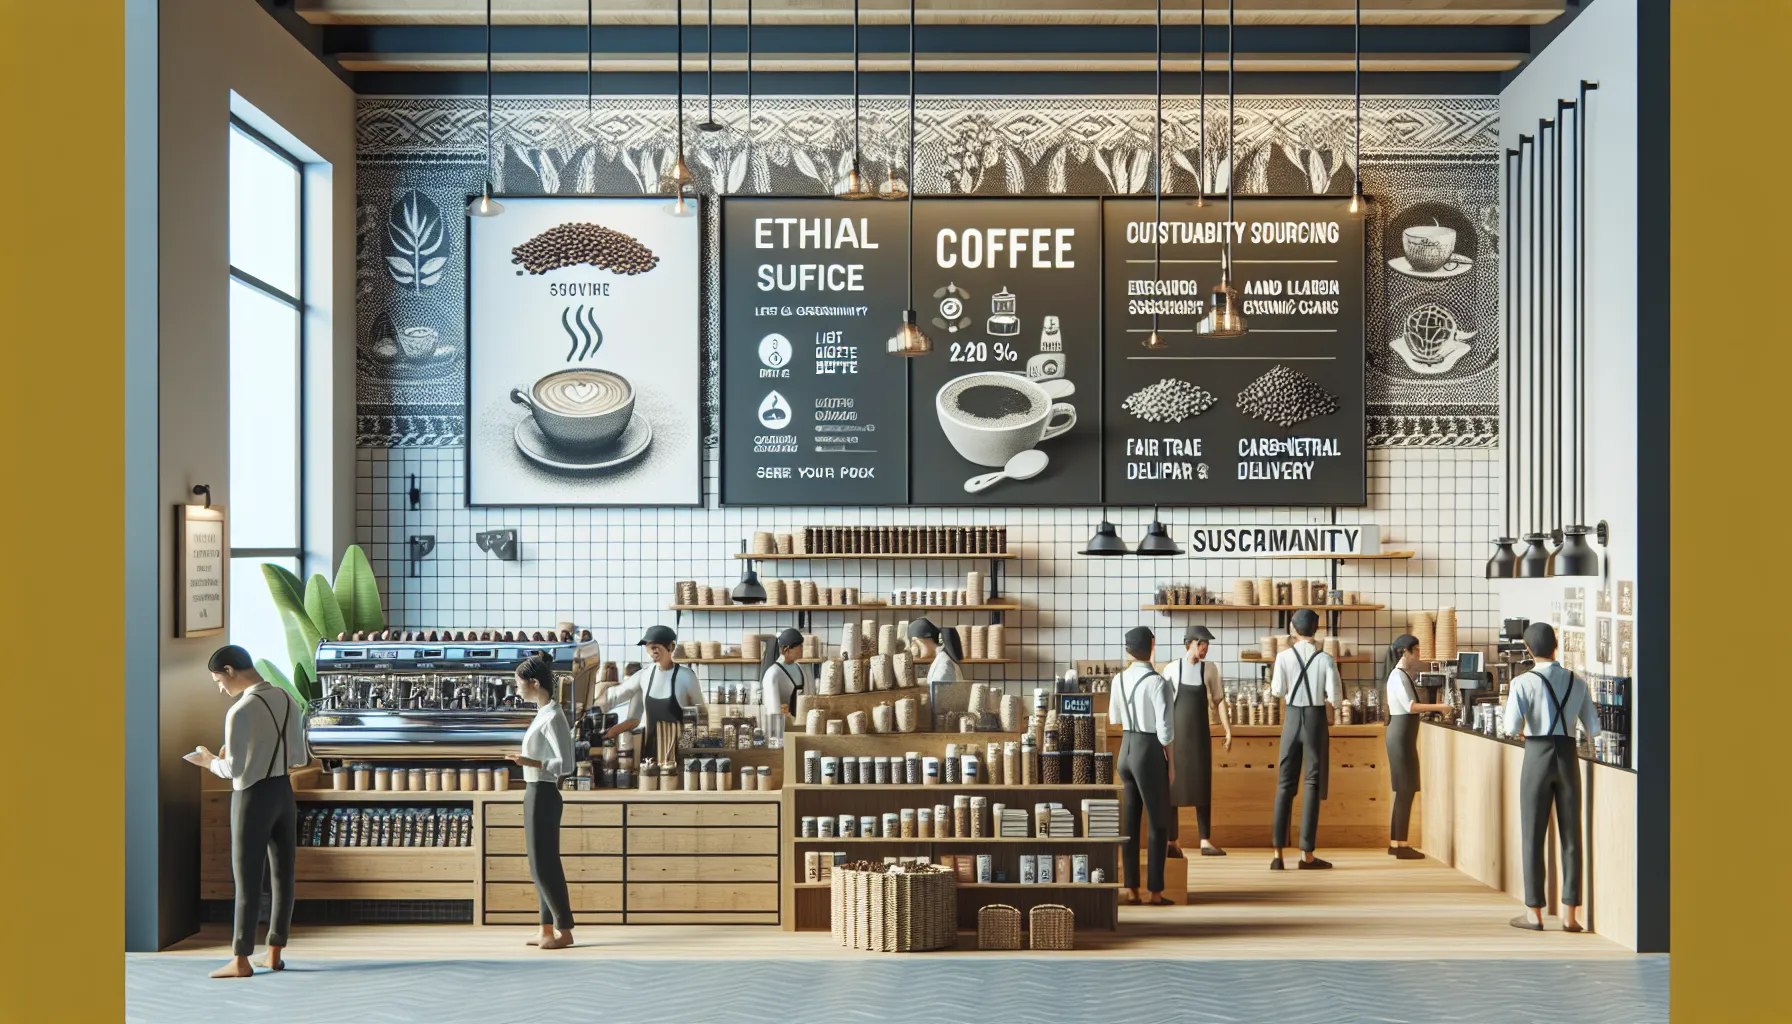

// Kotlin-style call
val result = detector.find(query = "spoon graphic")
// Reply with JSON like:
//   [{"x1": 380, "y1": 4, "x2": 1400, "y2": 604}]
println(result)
[{"x1": 964, "y1": 449, "x2": 1049, "y2": 493}]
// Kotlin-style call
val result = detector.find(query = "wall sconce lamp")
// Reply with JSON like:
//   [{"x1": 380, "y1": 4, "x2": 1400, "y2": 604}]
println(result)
[{"x1": 477, "y1": 529, "x2": 520, "y2": 562}]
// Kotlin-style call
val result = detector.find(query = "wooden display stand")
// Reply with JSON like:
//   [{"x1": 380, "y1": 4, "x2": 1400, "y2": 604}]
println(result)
[{"x1": 779, "y1": 732, "x2": 1124, "y2": 933}]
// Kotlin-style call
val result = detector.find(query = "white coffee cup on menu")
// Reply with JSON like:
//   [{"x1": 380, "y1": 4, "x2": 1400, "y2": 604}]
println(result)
[
  {"x1": 935, "y1": 371, "x2": 1076, "y2": 468},
  {"x1": 511, "y1": 367, "x2": 635, "y2": 448}
]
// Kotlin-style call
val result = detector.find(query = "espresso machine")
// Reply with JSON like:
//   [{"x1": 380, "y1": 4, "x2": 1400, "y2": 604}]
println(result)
[{"x1": 305, "y1": 632, "x2": 602, "y2": 763}]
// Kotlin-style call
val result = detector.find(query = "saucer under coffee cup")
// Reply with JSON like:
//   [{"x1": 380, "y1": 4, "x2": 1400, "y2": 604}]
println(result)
[{"x1": 511, "y1": 368, "x2": 635, "y2": 449}]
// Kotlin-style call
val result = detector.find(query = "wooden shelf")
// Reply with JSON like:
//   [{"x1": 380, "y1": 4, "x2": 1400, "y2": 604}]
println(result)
[
  {"x1": 1240, "y1": 652, "x2": 1374, "y2": 664},
  {"x1": 787, "y1": 784, "x2": 1115, "y2": 792},
  {"x1": 672, "y1": 604, "x2": 1021, "y2": 613},
  {"x1": 1141, "y1": 603, "x2": 1384, "y2": 612},
  {"x1": 793, "y1": 881, "x2": 1120, "y2": 890},
  {"x1": 687, "y1": 657, "x2": 1017, "y2": 666},
  {"x1": 736, "y1": 552, "x2": 1015, "y2": 560},
  {"x1": 1249, "y1": 550, "x2": 1415, "y2": 560},
  {"x1": 793, "y1": 836, "x2": 1126, "y2": 844}
]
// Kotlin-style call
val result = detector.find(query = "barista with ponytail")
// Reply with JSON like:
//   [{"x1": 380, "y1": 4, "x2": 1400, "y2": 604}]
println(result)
[
  {"x1": 1384, "y1": 634, "x2": 1450, "y2": 859},
  {"x1": 508, "y1": 653, "x2": 576, "y2": 949}
]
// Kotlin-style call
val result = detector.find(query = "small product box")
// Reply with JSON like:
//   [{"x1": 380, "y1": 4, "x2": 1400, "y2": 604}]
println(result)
[{"x1": 1020, "y1": 854, "x2": 1037, "y2": 884}]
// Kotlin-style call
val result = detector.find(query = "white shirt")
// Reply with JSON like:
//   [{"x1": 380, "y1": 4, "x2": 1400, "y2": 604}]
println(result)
[
  {"x1": 1270, "y1": 641, "x2": 1340, "y2": 707},
  {"x1": 609, "y1": 662, "x2": 704, "y2": 713},
  {"x1": 209, "y1": 682, "x2": 309, "y2": 790},
  {"x1": 762, "y1": 659, "x2": 808, "y2": 716},
  {"x1": 927, "y1": 650, "x2": 962, "y2": 685},
  {"x1": 1164, "y1": 656, "x2": 1222, "y2": 709},
  {"x1": 1109, "y1": 662, "x2": 1174, "y2": 745},
  {"x1": 1502, "y1": 661, "x2": 1601, "y2": 739},
  {"x1": 606, "y1": 686, "x2": 644, "y2": 729},
  {"x1": 520, "y1": 703, "x2": 576, "y2": 784},
  {"x1": 1386, "y1": 667, "x2": 1418, "y2": 716}
]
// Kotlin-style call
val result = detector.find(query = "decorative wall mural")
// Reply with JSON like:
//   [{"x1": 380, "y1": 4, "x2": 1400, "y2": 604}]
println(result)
[{"x1": 356, "y1": 96, "x2": 1500, "y2": 450}]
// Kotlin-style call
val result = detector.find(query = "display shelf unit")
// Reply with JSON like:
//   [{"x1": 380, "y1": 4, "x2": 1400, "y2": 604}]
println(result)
[
  {"x1": 672, "y1": 603, "x2": 1022, "y2": 613},
  {"x1": 1250, "y1": 550, "x2": 1414, "y2": 560},
  {"x1": 736, "y1": 552, "x2": 1017, "y2": 561},
  {"x1": 1141, "y1": 604, "x2": 1384, "y2": 613},
  {"x1": 780, "y1": 732, "x2": 1123, "y2": 933},
  {"x1": 687, "y1": 657, "x2": 1016, "y2": 666}
]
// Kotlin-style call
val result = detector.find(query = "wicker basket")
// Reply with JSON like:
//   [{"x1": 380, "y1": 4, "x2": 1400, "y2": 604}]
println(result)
[
  {"x1": 977, "y1": 904, "x2": 1023, "y2": 950},
  {"x1": 832, "y1": 863, "x2": 957, "y2": 952},
  {"x1": 1028, "y1": 904, "x2": 1075, "y2": 950}
]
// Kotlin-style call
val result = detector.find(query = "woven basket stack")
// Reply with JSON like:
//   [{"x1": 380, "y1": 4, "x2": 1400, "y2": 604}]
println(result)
[{"x1": 832, "y1": 863, "x2": 958, "y2": 952}]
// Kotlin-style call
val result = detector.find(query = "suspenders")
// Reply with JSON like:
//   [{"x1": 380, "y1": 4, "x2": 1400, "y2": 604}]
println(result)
[
  {"x1": 1120, "y1": 669, "x2": 1165, "y2": 734},
  {"x1": 1529, "y1": 669, "x2": 1577, "y2": 736},
  {"x1": 249, "y1": 690, "x2": 293, "y2": 780},
  {"x1": 1291, "y1": 649, "x2": 1324, "y2": 706}
]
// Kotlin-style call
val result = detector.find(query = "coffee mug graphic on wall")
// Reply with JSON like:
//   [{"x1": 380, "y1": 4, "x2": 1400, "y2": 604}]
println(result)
[
  {"x1": 511, "y1": 368, "x2": 634, "y2": 448},
  {"x1": 936, "y1": 371, "x2": 1076, "y2": 468},
  {"x1": 1401, "y1": 222, "x2": 1462, "y2": 273}
]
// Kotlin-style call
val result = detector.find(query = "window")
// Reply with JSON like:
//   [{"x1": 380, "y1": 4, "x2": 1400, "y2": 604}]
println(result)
[{"x1": 227, "y1": 117, "x2": 304, "y2": 670}]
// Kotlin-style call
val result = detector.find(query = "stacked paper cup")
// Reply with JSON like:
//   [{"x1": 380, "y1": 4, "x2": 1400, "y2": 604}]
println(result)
[
  {"x1": 894, "y1": 652, "x2": 915, "y2": 688},
  {"x1": 968, "y1": 625, "x2": 987, "y2": 660},
  {"x1": 844, "y1": 659, "x2": 865, "y2": 694},
  {"x1": 1435, "y1": 607, "x2": 1459, "y2": 660},
  {"x1": 818, "y1": 660, "x2": 843, "y2": 696},
  {"x1": 988, "y1": 624, "x2": 1006, "y2": 660},
  {"x1": 1260, "y1": 636, "x2": 1279, "y2": 660},
  {"x1": 751, "y1": 531, "x2": 775, "y2": 555},
  {"x1": 877, "y1": 624, "x2": 897, "y2": 656},
  {"x1": 1410, "y1": 612, "x2": 1437, "y2": 661},
  {"x1": 967, "y1": 570, "x2": 983, "y2": 604},
  {"x1": 870, "y1": 655, "x2": 894, "y2": 691},
  {"x1": 840, "y1": 622, "x2": 860, "y2": 661},
  {"x1": 1256, "y1": 578, "x2": 1276, "y2": 606}
]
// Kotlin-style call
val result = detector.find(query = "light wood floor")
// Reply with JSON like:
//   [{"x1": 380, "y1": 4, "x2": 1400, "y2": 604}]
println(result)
[{"x1": 163, "y1": 849, "x2": 1631, "y2": 961}]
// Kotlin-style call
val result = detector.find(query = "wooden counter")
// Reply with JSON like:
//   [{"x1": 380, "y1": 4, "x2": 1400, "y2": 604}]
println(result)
[
  {"x1": 200, "y1": 769, "x2": 782, "y2": 926},
  {"x1": 1107, "y1": 722, "x2": 1408, "y2": 849},
  {"x1": 1417, "y1": 721, "x2": 1636, "y2": 949}
]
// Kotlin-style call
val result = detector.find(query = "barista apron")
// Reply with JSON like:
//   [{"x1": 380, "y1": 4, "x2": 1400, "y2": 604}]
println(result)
[
  {"x1": 1385, "y1": 668, "x2": 1422, "y2": 794},
  {"x1": 641, "y1": 664, "x2": 689, "y2": 762},
  {"x1": 1519, "y1": 669, "x2": 1586, "y2": 907},
  {"x1": 776, "y1": 661, "x2": 804, "y2": 706},
  {"x1": 1168, "y1": 660, "x2": 1216, "y2": 809},
  {"x1": 1281, "y1": 649, "x2": 1331, "y2": 801}
]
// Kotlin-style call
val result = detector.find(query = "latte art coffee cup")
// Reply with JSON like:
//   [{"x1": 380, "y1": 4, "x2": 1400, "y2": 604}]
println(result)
[
  {"x1": 512, "y1": 368, "x2": 635, "y2": 448},
  {"x1": 936, "y1": 371, "x2": 1076, "y2": 468}
]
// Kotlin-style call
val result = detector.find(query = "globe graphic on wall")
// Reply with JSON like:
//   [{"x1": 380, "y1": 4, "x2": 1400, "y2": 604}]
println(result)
[{"x1": 1403, "y1": 304, "x2": 1459, "y2": 364}]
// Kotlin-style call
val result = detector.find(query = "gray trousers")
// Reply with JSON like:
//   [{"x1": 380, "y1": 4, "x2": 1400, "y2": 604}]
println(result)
[
  {"x1": 525, "y1": 782, "x2": 575, "y2": 930},
  {"x1": 1521, "y1": 736, "x2": 1584, "y2": 908},
  {"x1": 1273, "y1": 706, "x2": 1328, "y2": 852},
  {"x1": 1390, "y1": 791, "x2": 1417, "y2": 843},
  {"x1": 230, "y1": 774, "x2": 296, "y2": 957},
  {"x1": 1118, "y1": 732, "x2": 1171, "y2": 892}
]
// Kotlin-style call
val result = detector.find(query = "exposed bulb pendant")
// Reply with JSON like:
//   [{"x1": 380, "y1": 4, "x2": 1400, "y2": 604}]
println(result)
[
  {"x1": 665, "y1": 0, "x2": 694, "y2": 213},
  {"x1": 839, "y1": 0, "x2": 875, "y2": 199},
  {"x1": 1141, "y1": 0, "x2": 1167, "y2": 352},
  {"x1": 889, "y1": 0, "x2": 931, "y2": 356},
  {"x1": 1348, "y1": 0, "x2": 1365, "y2": 214},
  {"x1": 1198, "y1": 251, "x2": 1246, "y2": 337},
  {"x1": 1554, "y1": 82, "x2": 1602, "y2": 578},
  {"x1": 1199, "y1": 0, "x2": 1248, "y2": 337},
  {"x1": 467, "y1": 0, "x2": 504, "y2": 218}
]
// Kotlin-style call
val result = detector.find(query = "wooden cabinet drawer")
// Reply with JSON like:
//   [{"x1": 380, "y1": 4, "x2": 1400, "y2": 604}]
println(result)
[
  {"x1": 485, "y1": 911, "x2": 624, "y2": 926},
  {"x1": 483, "y1": 827, "x2": 622, "y2": 856},
  {"x1": 485, "y1": 802, "x2": 621, "y2": 827},
  {"x1": 627, "y1": 827, "x2": 778, "y2": 855},
  {"x1": 625, "y1": 803, "x2": 778, "y2": 828},
  {"x1": 627, "y1": 856, "x2": 779, "y2": 883},
  {"x1": 486, "y1": 856, "x2": 621, "y2": 883},
  {"x1": 204, "y1": 848, "x2": 476, "y2": 883},
  {"x1": 626, "y1": 882, "x2": 779, "y2": 912},
  {"x1": 484, "y1": 882, "x2": 622, "y2": 912}
]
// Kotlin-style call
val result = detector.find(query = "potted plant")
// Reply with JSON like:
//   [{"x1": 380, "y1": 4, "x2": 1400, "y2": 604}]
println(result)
[{"x1": 258, "y1": 545, "x2": 385, "y2": 705}]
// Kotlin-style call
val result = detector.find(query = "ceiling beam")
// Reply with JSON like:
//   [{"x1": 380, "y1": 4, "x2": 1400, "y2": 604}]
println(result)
[
  {"x1": 298, "y1": 0, "x2": 1566, "y2": 28},
  {"x1": 334, "y1": 49, "x2": 1524, "y2": 72}
]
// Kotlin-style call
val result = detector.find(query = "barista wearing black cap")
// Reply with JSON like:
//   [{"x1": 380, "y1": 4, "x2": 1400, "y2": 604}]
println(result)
[
  {"x1": 1503, "y1": 621, "x2": 1600, "y2": 932},
  {"x1": 595, "y1": 625, "x2": 703, "y2": 762},
  {"x1": 1166, "y1": 624, "x2": 1232, "y2": 857},
  {"x1": 1111, "y1": 625, "x2": 1175, "y2": 906},
  {"x1": 1385, "y1": 634, "x2": 1451, "y2": 859},
  {"x1": 760, "y1": 627, "x2": 808, "y2": 719},
  {"x1": 1269, "y1": 609, "x2": 1339, "y2": 870}
]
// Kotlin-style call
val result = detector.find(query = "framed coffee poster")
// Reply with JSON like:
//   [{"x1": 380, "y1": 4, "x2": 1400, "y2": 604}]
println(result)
[
  {"x1": 466, "y1": 196, "x2": 701, "y2": 506},
  {"x1": 175, "y1": 504, "x2": 227, "y2": 638},
  {"x1": 906, "y1": 197, "x2": 1104, "y2": 505}
]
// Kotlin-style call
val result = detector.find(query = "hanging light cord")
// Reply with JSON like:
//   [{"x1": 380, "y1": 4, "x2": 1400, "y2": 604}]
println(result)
[
  {"x1": 1554, "y1": 101, "x2": 1571, "y2": 537},
  {"x1": 1353, "y1": 0, "x2": 1361, "y2": 197},
  {"x1": 746, "y1": 0, "x2": 754, "y2": 146},
  {"x1": 906, "y1": 0, "x2": 917, "y2": 310},
  {"x1": 1226, "y1": 0, "x2": 1236, "y2": 269},
  {"x1": 587, "y1": 0, "x2": 593, "y2": 114},
  {"x1": 676, "y1": 0, "x2": 685, "y2": 157},
  {"x1": 1533, "y1": 122, "x2": 1547, "y2": 537},
  {"x1": 706, "y1": 0, "x2": 715, "y2": 125},
  {"x1": 1152, "y1": 0, "x2": 1162, "y2": 338},
  {"x1": 1577, "y1": 82, "x2": 1596, "y2": 523},
  {"x1": 1503, "y1": 148, "x2": 1517, "y2": 540},
  {"x1": 1197, "y1": 0, "x2": 1205, "y2": 200},
  {"x1": 853, "y1": 0, "x2": 863, "y2": 176},
  {"x1": 485, "y1": 0, "x2": 494, "y2": 187}
]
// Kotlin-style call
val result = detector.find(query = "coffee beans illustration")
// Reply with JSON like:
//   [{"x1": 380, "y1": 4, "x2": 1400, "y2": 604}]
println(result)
[
  {"x1": 511, "y1": 222, "x2": 661, "y2": 276},
  {"x1": 1122, "y1": 378, "x2": 1216, "y2": 424},
  {"x1": 1235, "y1": 364, "x2": 1339, "y2": 427}
]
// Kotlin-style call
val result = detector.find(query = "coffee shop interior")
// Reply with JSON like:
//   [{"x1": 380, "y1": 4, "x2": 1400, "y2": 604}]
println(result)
[{"x1": 99, "y1": 1, "x2": 1683, "y2": 1021}]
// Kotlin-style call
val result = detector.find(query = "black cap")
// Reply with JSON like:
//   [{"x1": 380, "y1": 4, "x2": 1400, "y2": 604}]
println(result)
[
  {"x1": 776, "y1": 627, "x2": 804, "y2": 649},
  {"x1": 1391, "y1": 633, "x2": 1420, "y2": 654},
  {"x1": 1124, "y1": 626, "x2": 1155, "y2": 659},
  {"x1": 1524, "y1": 621, "x2": 1558, "y2": 658},
  {"x1": 907, "y1": 617, "x2": 941, "y2": 641},
  {"x1": 1291, "y1": 609, "x2": 1320, "y2": 636},
  {"x1": 1183, "y1": 625, "x2": 1214, "y2": 645},
  {"x1": 637, "y1": 624, "x2": 678, "y2": 647}
]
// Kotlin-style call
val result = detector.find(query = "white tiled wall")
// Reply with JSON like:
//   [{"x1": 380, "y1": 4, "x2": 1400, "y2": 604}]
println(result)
[{"x1": 357, "y1": 444, "x2": 1500, "y2": 701}]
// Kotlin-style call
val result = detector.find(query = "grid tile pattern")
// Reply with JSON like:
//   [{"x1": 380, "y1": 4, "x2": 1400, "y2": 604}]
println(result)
[{"x1": 357, "y1": 445, "x2": 1499, "y2": 704}]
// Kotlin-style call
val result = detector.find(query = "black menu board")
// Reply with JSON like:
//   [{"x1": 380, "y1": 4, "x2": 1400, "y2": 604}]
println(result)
[
  {"x1": 908, "y1": 198, "x2": 1104, "y2": 505},
  {"x1": 1102, "y1": 197, "x2": 1365, "y2": 506},
  {"x1": 721, "y1": 198, "x2": 911, "y2": 505}
]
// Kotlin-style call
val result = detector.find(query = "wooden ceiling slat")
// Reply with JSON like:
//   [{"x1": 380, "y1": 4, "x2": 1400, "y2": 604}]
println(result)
[
  {"x1": 299, "y1": 0, "x2": 1565, "y2": 28},
  {"x1": 333, "y1": 50, "x2": 1525, "y2": 72}
]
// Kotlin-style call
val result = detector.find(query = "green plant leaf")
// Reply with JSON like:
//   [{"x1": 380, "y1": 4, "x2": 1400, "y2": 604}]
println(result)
[
  {"x1": 255, "y1": 658, "x2": 308, "y2": 708},
  {"x1": 304, "y1": 574, "x2": 347, "y2": 641},
  {"x1": 294, "y1": 661, "x2": 319, "y2": 704},
  {"x1": 332, "y1": 545, "x2": 386, "y2": 633},
  {"x1": 262, "y1": 562, "x2": 307, "y2": 622},
  {"x1": 279, "y1": 604, "x2": 323, "y2": 692}
]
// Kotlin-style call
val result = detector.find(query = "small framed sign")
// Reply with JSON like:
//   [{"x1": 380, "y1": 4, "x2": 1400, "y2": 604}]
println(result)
[{"x1": 176, "y1": 504, "x2": 227, "y2": 638}]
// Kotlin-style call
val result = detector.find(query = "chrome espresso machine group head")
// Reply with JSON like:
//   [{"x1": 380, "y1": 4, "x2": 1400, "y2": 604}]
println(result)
[{"x1": 304, "y1": 630, "x2": 601, "y2": 762}]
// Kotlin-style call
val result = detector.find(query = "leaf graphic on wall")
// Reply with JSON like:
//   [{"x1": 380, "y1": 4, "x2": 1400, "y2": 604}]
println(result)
[{"x1": 386, "y1": 190, "x2": 446, "y2": 292}]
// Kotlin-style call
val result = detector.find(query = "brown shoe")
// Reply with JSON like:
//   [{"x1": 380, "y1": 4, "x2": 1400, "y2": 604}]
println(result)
[{"x1": 1509, "y1": 915, "x2": 1543, "y2": 931}]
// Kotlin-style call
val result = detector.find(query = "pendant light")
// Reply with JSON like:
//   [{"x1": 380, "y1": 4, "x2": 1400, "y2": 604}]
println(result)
[
  {"x1": 1517, "y1": 122, "x2": 1551, "y2": 578},
  {"x1": 1195, "y1": 0, "x2": 1205, "y2": 207},
  {"x1": 1080, "y1": 510, "x2": 1131, "y2": 556},
  {"x1": 1546, "y1": 98, "x2": 1574, "y2": 575},
  {"x1": 887, "y1": 0, "x2": 931, "y2": 356},
  {"x1": 665, "y1": 0, "x2": 697, "y2": 217},
  {"x1": 1348, "y1": 0, "x2": 1365, "y2": 213},
  {"x1": 585, "y1": 0, "x2": 593, "y2": 119},
  {"x1": 1486, "y1": 145, "x2": 1520, "y2": 579},
  {"x1": 1555, "y1": 80, "x2": 1602, "y2": 577},
  {"x1": 698, "y1": 0, "x2": 724, "y2": 131},
  {"x1": 1196, "y1": 0, "x2": 1246, "y2": 338},
  {"x1": 467, "y1": 0, "x2": 504, "y2": 217},
  {"x1": 1140, "y1": 0, "x2": 1168, "y2": 351},
  {"x1": 838, "y1": 0, "x2": 876, "y2": 199},
  {"x1": 1135, "y1": 506, "x2": 1183, "y2": 556},
  {"x1": 731, "y1": 543, "x2": 768, "y2": 603}
]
